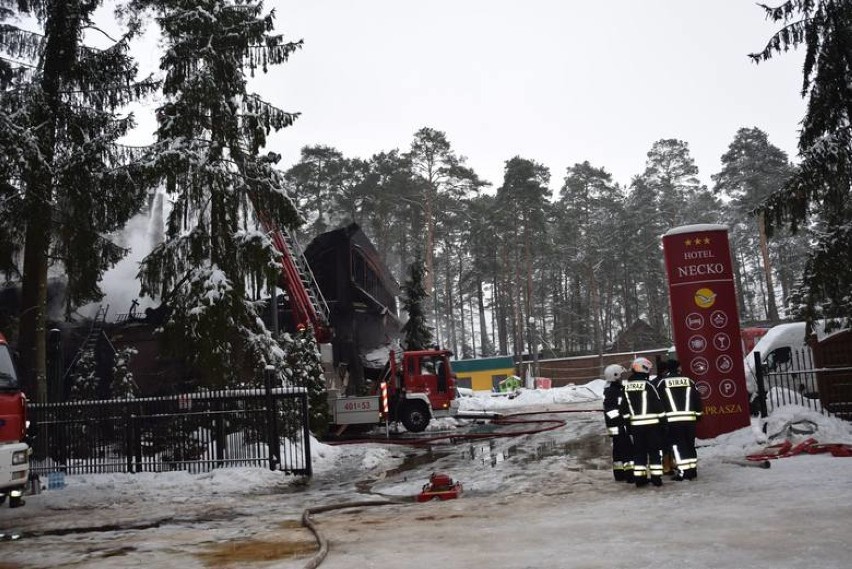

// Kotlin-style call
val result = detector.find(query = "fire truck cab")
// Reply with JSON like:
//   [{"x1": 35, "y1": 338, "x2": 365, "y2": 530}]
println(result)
[
  {"x1": 0, "y1": 333, "x2": 30, "y2": 507},
  {"x1": 328, "y1": 348, "x2": 458, "y2": 433}
]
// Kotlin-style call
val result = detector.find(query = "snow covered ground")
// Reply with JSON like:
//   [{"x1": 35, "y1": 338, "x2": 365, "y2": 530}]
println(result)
[{"x1": 2, "y1": 382, "x2": 851, "y2": 569}]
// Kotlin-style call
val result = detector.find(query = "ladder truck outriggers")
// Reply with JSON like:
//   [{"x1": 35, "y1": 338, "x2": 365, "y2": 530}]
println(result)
[{"x1": 258, "y1": 212, "x2": 459, "y2": 433}]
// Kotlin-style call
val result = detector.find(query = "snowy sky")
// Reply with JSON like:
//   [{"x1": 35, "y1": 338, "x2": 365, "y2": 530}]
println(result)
[
  {"x1": 6, "y1": 384, "x2": 852, "y2": 568},
  {"x1": 114, "y1": 0, "x2": 807, "y2": 192}
]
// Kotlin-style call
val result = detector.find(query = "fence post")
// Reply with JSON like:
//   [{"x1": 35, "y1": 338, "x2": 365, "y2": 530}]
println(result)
[
  {"x1": 124, "y1": 403, "x2": 134, "y2": 474},
  {"x1": 301, "y1": 389, "x2": 312, "y2": 477},
  {"x1": 754, "y1": 351, "x2": 768, "y2": 419},
  {"x1": 264, "y1": 366, "x2": 281, "y2": 471}
]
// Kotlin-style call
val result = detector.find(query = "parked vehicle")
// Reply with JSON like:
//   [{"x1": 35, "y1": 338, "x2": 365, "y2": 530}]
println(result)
[
  {"x1": 0, "y1": 333, "x2": 30, "y2": 507},
  {"x1": 329, "y1": 348, "x2": 458, "y2": 433},
  {"x1": 741, "y1": 326, "x2": 770, "y2": 355},
  {"x1": 743, "y1": 322, "x2": 816, "y2": 400}
]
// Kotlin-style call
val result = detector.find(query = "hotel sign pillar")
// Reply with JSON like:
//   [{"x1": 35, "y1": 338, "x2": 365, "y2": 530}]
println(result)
[{"x1": 662, "y1": 224, "x2": 750, "y2": 438}]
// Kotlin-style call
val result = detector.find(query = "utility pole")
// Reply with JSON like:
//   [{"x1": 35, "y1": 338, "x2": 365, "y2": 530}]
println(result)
[{"x1": 528, "y1": 315, "x2": 539, "y2": 387}]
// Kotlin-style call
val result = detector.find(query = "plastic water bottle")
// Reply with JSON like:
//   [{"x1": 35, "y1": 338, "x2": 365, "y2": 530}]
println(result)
[{"x1": 47, "y1": 471, "x2": 65, "y2": 490}]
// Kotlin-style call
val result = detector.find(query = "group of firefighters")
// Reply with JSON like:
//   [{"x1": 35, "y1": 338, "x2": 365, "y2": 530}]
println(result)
[{"x1": 602, "y1": 350, "x2": 703, "y2": 487}]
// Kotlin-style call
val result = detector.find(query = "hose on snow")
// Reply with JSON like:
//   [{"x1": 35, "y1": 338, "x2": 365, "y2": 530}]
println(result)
[
  {"x1": 325, "y1": 407, "x2": 599, "y2": 446},
  {"x1": 301, "y1": 498, "x2": 405, "y2": 569}
]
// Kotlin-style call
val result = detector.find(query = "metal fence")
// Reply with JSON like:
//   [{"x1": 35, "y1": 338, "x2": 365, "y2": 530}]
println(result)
[
  {"x1": 28, "y1": 382, "x2": 312, "y2": 477},
  {"x1": 754, "y1": 348, "x2": 852, "y2": 420}
]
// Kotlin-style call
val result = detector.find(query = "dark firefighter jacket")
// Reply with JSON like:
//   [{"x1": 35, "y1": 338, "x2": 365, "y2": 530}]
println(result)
[
  {"x1": 603, "y1": 381, "x2": 626, "y2": 436},
  {"x1": 658, "y1": 375, "x2": 703, "y2": 422},
  {"x1": 619, "y1": 373, "x2": 666, "y2": 427}
]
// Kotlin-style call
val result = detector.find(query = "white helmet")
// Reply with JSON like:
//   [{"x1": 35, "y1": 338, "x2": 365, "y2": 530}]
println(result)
[
  {"x1": 631, "y1": 357, "x2": 653, "y2": 374},
  {"x1": 604, "y1": 364, "x2": 626, "y2": 383}
]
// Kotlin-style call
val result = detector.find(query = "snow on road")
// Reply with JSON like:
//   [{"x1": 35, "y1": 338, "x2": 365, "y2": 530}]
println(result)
[{"x1": 2, "y1": 384, "x2": 851, "y2": 569}]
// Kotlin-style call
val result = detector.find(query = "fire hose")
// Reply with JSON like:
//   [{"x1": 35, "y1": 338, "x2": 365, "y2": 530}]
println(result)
[
  {"x1": 303, "y1": 409, "x2": 595, "y2": 567},
  {"x1": 301, "y1": 499, "x2": 404, "y2": 569},
  {"x1": 745, "y1": 437, "x2": 852, "y2": 461},
  {"x1": 324, "y1": 408, "x2": 598, "y2": 447}
]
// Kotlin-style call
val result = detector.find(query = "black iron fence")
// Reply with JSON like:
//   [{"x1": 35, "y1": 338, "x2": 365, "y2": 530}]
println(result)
[
  {"x1": 28, "y1": 380, "x2": 312, "y2": 477},
  {"x1": 754, "y1": 348, "x2": 852, "y2": 420}
]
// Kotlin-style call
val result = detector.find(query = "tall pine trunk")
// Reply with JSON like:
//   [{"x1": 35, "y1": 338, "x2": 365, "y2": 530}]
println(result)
[{"x1": 18, "y1": 1, "x2": 77, "y2": 402}]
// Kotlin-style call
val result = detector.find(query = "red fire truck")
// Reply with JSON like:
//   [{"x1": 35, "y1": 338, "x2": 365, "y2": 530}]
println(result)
[{"x1": 0, "y1": 333, "x2": 30, "y2": 507}]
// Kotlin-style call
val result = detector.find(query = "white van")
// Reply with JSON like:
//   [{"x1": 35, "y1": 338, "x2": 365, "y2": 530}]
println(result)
[{"x1": 743, "y1": 321, "x2": 824, "y2": 400}]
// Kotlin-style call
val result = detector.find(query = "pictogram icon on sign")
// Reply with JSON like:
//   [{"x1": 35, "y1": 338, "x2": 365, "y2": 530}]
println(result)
[
  {"x1": 710, "y1": 310, "x2": 728, "y2": 329},
  {"x1": 716, "y1": 354, "x2": 733, "y2": 373},
  {"x1": 713, "y1": 333, "x2": 731, "y2": 351},
  {"x1": 695, "y1": 381, "x2": 711, "y2": 399},
  {"x1": 688, "y1": 335, "x2": 707, "y2": 353},
  {"x1": 690, "y1": 357, "x2": 709, "y2": 376},
  {"x1": 694, "y1": 287, "x2": 717, "y2": 309},
  {"x1": 719, "y1": 378, "x2": 737, "y2": 398},
  {"x1": 686, "y1": 313, "x2": 704, "y2": 330}
]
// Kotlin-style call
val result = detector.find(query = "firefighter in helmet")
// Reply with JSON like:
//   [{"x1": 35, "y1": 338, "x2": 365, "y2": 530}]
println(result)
[
  {"x1": 603, "y1": 364, "x2": 633, "y2": 482},
  {"x1": 657, "y1": 350, "x2": 703, "y2": 480},
  {"x1": 619, "y1": 357, "x2": 666, "y2": 487}
]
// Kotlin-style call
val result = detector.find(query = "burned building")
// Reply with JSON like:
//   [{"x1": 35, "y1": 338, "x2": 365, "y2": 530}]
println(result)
[{"x1": 302, "y1": 223, "x2": 401, "y2": 394}]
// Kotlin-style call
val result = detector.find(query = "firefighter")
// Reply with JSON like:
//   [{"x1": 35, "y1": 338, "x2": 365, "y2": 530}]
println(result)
[
  {"x1": 658, "y1": 351, "x2": 703, "y2": 480},
  {"x1": 603, "y1": 364, "x2": 633, "y2": 482},
  {"x1": 653, "y1": 351, "x2": 677, "y2": 476},
  {"x1": 619, "y1": 357, "x2": 666, "y2": 487}
]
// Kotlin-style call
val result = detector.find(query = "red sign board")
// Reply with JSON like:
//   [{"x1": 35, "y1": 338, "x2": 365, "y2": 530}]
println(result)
[{"x1": 662, "y1": 225, "x2": 750, "y2": 438}]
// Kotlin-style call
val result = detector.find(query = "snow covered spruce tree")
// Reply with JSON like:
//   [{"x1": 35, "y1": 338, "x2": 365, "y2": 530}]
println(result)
[
  {"x1": 282, "y1": 325, "x2": 329, "y2": 435},
  {"x1": 69, "y1": 349, "x2": 99, "y2": 401},
  {"x1": 401, "y1": 253, "x2": 433, "y2": 351},
  {"x1": 0, "y1": 1, "x2": 158, "y2": 401},
  {"x1": 752, "y1": 1, "x2": 852, "y2": 331},
  {"x1": 110, "y1": 346, "x2": 138, "y2": 398},
  {"x1": 126, "y1": 1, "x2": 302, "y2": 387}
]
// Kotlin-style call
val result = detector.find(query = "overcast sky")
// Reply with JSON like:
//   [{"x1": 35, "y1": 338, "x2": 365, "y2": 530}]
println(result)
[{"x1": 125, "y1": 1, "x2": 807, "y2": 192}]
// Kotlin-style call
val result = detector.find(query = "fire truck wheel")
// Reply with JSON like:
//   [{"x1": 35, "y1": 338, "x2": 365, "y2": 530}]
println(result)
[{"x1": 400, "y1": 401, "x2": 430, "y2": 433}]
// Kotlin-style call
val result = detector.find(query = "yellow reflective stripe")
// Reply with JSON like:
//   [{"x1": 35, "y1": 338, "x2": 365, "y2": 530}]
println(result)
[
  {"x1": 631, "y1": 418, "x2": 661, "y2": 425},
  {"x1": 606, "y1": 409, "x2": 620, "y2": 419},
  {"x1": 667, "y1": 416, "x2": 697, "y2": 422},
  {"x1": 665, "y1": 386, "x2": 677, "y2": 414},
  {"x1": 631, "y1": 412, "x2": 660, "y2": 420}
]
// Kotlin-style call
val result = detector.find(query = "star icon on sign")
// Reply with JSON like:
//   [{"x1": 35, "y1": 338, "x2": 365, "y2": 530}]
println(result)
[
  {"x1": 685, "y1": 239, "x2": 692, "y2": 246},
  {"x1": 703, "y1": 237, "x2": 711, "y2": 245}
]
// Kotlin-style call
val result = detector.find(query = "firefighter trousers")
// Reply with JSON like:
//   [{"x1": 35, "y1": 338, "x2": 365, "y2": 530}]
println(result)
[
  {"x1": 668, "y1": 421, "x2": 698, "y2": 477},
  {"x1": 610, "y1": 431, "x2": 634, "y2": 481},
  {"x1": 630, "y1": 423, "x2": 664, "y2": 482}
]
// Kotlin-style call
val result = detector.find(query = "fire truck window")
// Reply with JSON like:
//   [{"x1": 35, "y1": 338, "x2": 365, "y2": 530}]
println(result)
[
  {"x1": 437, "y1": 360, "x2": 447, "y2": 392},
  {"x1": 0, "y1": 348, "x2": 17, "y2": 388},
  {"x1": 421, "y1": 359, "x2": 436, "y2": 375}
]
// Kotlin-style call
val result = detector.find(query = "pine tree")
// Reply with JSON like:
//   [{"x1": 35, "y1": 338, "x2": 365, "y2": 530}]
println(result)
[
  {"x1": 283, "y1": 145, "x2": 345, "y2": 239},
  {"x1": 751, "y1": 1, "x2": 852, "y2": 331},
  {"x1": 407, "y1": 127, "x2": 485, "y2": 316},
  {"x1": 401, "y1": 253, "x2": 433, "y2": 351},
  {"x1": 110, "y1": 346, "x2": 138, "y2": 398},
  {"x1": 496, "y1": 157, "x2": 552, "y2": 357},
  {"x1": 70, "y1": 349, "x2": 99, "y2": 401},
  {"x1": 559, "y1": 162, "x2": 625, "y2": 354},
  {"x1": 281, "y1": 325, "x2": 329, "y2": 435},
  {"x1": 712, "y1": 127, "x2": 804, "y2": 321},
  {"x1": 0, "y1": 1, "x2": 159, "y2": 401},
  {"x1": 126, "y1": 0, "x2": 302, "y2": 386}
]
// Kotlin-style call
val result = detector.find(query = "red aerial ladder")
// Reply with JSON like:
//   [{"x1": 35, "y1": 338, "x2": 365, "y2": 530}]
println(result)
[{"x1": 254, "y1": 211, "x2": 332, "y2": 343}]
